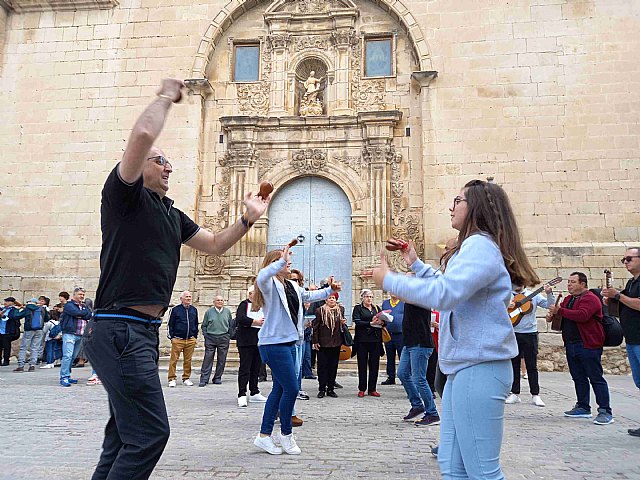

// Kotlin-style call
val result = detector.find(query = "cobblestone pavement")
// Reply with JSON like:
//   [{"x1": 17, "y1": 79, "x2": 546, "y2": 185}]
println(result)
[{"x1": 1, "y1": 365, "x2": 638, "y2": 479}]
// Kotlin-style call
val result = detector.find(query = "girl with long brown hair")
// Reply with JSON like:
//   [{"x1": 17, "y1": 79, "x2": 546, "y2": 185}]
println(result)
[{"x1": 372, "y1": 179, "x2": 538, "y2": 480}]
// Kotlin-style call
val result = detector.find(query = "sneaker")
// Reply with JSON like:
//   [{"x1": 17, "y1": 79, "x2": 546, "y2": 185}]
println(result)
[
  {"x1": 87, "y1": 377, "x2": 102, "y2": 385},
  {"x1": 60, "y1": 378, "x2": 71, "y2": 387},
  {"x1": 168, "y1": 380, "x2": 177, "y2": 388},
  {"x1": 523, "y1": 372, "x2": 528, "y2": 379},
  {"x1": 198, "y1": 382, "x2": 206, "y2": 387},
  {"x1": 183, "y1": 379, "x2": 194, "y2": 386},
  {"x1": 415, "y1": 414, "x2": 441, "y2": 426},
  {"x1": 431, "y1": 445, "x2": 439, "y2": 457},
  {"x1": 212, "y1": 378, "x2": 222, "y2": 385},
  {"x1": 327, "y1": 390, "x2": 338, "y2": 398},
  {"x1": 357, "y1": 391, "x2": 365, "y2": 398},
  {"x1": 564, "y1": 405, "x2": 592, "y2": 418},
  {"x1": 531, "y1": 395, "x2": 546, "y2": 407},
  {"x1": 291, "y1": 415, "x2": 304, "y2": 427},
  {"x1": 505, "y1": 393, "x2": 521, "y2": 404},
  {"x1": 368, "y1": 391, "x2": 381, "y2": 397},
  {"x1": 68, "y1": 378, "x2": 78, "y2": 384},
  {"x1": 303, "y1": 375, "x2": 317, "y2": 380},
  {"x1": 275, "y1": 431, "x2": 301, "y2": 455},
  {"x1": 40, "y1": 364, "x2": 54, "y2": 369},
  {"x1": 297, "y1": 391, "x2": 310, "y2": 401},
  {"x1": 403, "y1": 406, "x2": 425, "y2": 422},
  {"x1": 254, "y1": 434, "x2": 283, "y2": 455},
  {"x1": 87, "y1": 374, "x2": 97, "y2": 382},
  {"x1": 250, "y1": 393, "x2": 268, "y2": 403},
  {"x1": 628, "y1": 428, "x2": 640, "y2": 437},
  {"x1": 13, "y1": 366, "x2": 24, "y2": 372},
  {"x1": 27, "y1": 365, "x2": 35, "y2": 372},
  {"x1": 317, "y1": 390, "x2": 326, "y2": 398},
  {"x1": 238, "y1": 396, "x2": 248, "y2": 408},
  {"x1": 381, "y1": 378, "x2": 396, "y2": 385},
  {"x1": 593, "y1": 409, "x2": 614, "y2": 425},
  {"x1": 334, "y1": 382, "x2": 343, "y2": 389}
]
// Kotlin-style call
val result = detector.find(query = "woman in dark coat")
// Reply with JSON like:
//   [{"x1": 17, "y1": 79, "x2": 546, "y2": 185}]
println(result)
[{"x1": 352, "y1": 289, "x2": 383, "y2": 397}]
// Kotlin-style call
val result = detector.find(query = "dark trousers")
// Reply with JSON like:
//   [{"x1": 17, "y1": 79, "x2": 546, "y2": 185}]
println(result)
[
  {"x1": 302, "y1": 340, "x2": 313, "y2": 377},
  {"x1": 237, "y1": 345, "x2": 261, "y2": 397},
  {"x1": 434, "y1": 361, "x2": 447, "y2": 399},
  {"x1": 0, "y1": 333, "x2": 16, "y2": 364},
  {"x1": 566, "y1": 341, "x2": 611, "y2": 414},
  {"x1": 356, "y1": 342, "x2": 382, "y2": 393},
  {"x1": 84, "y1": 319, "x2": 170, "y2": 480},
  {"x1": 311, "y1": 348, "x2": 317, "y2": 369},
  {"x1": 317, "y1": 346, "x2": 340, "y2": 392},
  {"x1": 200, "y1": 333, "x2": 230, "y2": 384},
  {"x1": 510, "y1": 332, "x2": 540, "y2": 395},
  {"x1": 384, "y1": 332, "x2": 403, "y2": 379},
  {"x1": 426, "y1": 348, "x2": 438, "y2": 393}
]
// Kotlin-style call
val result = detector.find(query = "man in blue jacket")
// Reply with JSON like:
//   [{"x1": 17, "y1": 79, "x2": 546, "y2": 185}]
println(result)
[
  {"x1": 14, "y1": 298, "x2": 48, "y2": 372},
  {"x1": 167, "y1": 291, "x2": 198, "y2": 387},
  {"x1": 59, "y1": 287, "x2": 92, "y2": 387},
  {"x1": 1, "y1": 297, "x2": 23, "y2": 366},
  {"x1": 381, "y1": 293, "x2": 405, "y2": 385}
]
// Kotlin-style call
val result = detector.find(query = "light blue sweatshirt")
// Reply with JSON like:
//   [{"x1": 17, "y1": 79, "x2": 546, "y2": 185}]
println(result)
[
  {"x1": 383, "y1": 233, "x2": 518, "y2": 375},
  {"x1": 257, "y1": 258, "x2": 332, "y2": 346}
]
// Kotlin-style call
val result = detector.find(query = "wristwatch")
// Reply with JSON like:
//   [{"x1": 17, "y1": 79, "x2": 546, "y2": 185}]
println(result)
[{"x1": 614, "y1": 293, "x2": 621, "y2": 301}]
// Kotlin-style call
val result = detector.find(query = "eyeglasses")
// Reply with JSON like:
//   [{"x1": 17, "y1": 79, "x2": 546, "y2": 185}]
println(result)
[
  {"x1": 621, "y1": 256, "x2": 640, "y2": 264},
  {"x1": 452, "y1": 196, "x2": 467, "y2": 210},
  {"x1": 147, "y1": 155, "x2": 172, "y2": 169}
]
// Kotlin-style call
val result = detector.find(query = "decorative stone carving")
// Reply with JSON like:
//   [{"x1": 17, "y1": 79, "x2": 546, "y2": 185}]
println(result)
[
  {"x1": 237, "y1": 83, "x2": 270, "y2": 117},
  {"x1": 331, "y1": 29, "x2": 356, "y2": 47},
  {"x1": 195, "y1": 254, "x2": 225, "y2": 276},
  {"x1": 291, "y1": 149, "x2": 327, "y2": 173},
  {"x1": 333, "y1": 154, "x2": 364, "y2": 175},
  {"x1": 219, "y1": 148, "x2": 259, "y2": 168},
  {"x1": 299, "y1": 71, "x2": 325, "y2": 116},
  {"x1": 267, "y1": 34, "x2": 291, "y2": 50},
  {"x1": 292, "y1": 36, "x2": 329, "y2": 52},
  {"x1": 362, "y1": 144, "x2": 402, "y2": 165},
  {"x1": 355, "y1": 80, "x2": 386, "y2": 112},
  {"x1": 258, "y1": 156, "x2": 288, "y2": 179}
]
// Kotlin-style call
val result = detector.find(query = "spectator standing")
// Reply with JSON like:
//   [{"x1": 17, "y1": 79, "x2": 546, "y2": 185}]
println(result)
[
  {"x1": 59, "y1": 288, "x2": 92, "y2": 386},
  {"x1": 1, "y1": 297, "x2": 22, "y2": 366},
  {"x1": 199, "y1": 296, "x2": 232, "y2": 386},
  {"x1": 167, "y1": 291, "x2": 198, "y2": 387},
  {"x1": 312, "y1": 292, "x2": 345, "y2": 398},
  {"x1": 14, "y1": 298, "x2": 49, "y2": 372},
  {"x1": 41, "y1": 303, "x2": 63, "y2": 368},
  {"x1": 381, "y1": 293, "x2": 404, "y2": 385},
  {"x1": 352, "y1": 289, "x2": 383, "y2": 398}
]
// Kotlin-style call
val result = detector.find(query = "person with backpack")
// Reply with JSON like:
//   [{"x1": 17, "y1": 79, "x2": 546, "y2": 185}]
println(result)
[
  {"x1": 42, "y1": 303, "x2": 63, "y2": 368},
  {"x1": 199, "y1": 295, "x2": 231, "y2": 386},
  {"x1": 14, "y1": 297, "x2": 49, "y2": 372}
]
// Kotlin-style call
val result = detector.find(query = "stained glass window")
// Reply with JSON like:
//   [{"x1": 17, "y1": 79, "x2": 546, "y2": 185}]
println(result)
[
  {"x1": 233, "y1": 44, "x2": 260, "y2": 82},
  {"x1": 365, "y1": 38, "x2": 393, "y2": 77}
]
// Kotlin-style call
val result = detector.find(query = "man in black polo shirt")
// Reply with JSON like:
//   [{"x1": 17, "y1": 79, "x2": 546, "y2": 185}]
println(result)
[
  {"x1": 84, "y1": 78, "x2": 270, "y2": 480},
  {"x1": 603, "y1": 247, "x2": 640, "y2": 437}
]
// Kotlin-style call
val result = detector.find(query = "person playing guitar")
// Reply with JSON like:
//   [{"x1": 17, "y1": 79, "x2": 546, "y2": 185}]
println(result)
[{"x1": 505, "y1": 281, "x2": 556, "y2": 407}]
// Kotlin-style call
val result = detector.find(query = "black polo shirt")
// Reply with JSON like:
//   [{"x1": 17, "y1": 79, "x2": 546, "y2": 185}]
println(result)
[
  {"x1": 620, "y1": 276, "x2": 640, "y2": 345},
  {"x1": 95, "y1": 165, "x2": 200, "y2": 311}
]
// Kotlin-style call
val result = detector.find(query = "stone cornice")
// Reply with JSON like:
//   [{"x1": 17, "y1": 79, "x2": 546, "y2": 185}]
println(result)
[{"x1": 3, "y1": 0, "x2": 118, "y2": 12}]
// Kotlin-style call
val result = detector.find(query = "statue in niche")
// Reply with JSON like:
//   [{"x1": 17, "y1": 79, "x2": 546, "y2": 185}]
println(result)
[{"x1": 299, "y1": 71, "x2": 325, "y2": 116}]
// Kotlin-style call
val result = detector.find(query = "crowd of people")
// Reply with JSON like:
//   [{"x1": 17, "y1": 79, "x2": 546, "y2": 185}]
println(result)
[{"x1": 2, "y1": 79, "x2": 638, "y2": 480}]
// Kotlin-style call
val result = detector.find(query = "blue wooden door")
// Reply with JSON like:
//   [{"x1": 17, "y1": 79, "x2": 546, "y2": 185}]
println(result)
[{"x1": 267, "y1": 176, "x2": 353, "y2": 320}]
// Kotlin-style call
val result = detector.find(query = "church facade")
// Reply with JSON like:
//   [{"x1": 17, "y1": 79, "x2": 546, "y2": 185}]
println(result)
[{"x1": 0, "y1": 0, "x2": 638, "y2": 309}]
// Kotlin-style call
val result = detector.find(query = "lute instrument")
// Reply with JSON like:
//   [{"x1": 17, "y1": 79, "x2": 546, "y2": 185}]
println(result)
[
  {"x1": 548, "y1": 294, "x2": 564, "y2": 331},
  {"x1": 508, "y1": 277, "x2": 562, "y2": 326},
  {"x1": 604, "y1": 269, "x2": 620, "y2": 317}
]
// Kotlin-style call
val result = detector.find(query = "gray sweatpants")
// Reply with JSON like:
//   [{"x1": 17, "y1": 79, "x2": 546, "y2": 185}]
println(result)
[
  {"x1": 199, "y1": 333, "x2": 230, "y2": 384},
  {"x1": 18, "y1": 330, "x2": 43, "y2": 367}
]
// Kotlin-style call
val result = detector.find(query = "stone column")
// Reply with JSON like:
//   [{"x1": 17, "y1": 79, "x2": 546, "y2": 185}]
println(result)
[
  {"x1": 268, "y1": 34, "x2": 291, "y2": 117},
  {"x1": 331, "y1": 29, "x2": 355, "y2": 116}
]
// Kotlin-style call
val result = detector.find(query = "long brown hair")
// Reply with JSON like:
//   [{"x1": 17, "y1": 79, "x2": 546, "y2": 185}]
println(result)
[
  {"x1": 441, "y1": 180, "x2": 540, "y2": 287},
  {"x1": 252, "y1": 250, "x2": 287, "y2": 311}
]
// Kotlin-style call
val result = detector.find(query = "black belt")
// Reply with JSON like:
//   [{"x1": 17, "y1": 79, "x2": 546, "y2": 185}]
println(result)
[{"x1": 94, "y1": 309, "x2": 162, "y2": 328}]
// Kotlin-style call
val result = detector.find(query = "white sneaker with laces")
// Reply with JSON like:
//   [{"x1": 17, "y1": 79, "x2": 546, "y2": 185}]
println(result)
[
  {"x1": 238, "y1": 396, "x2": 248, "y2": 407},
  {"x1": 40, "y1": 364, "x2": 54, "y2": 369},
  {"x1": 275, "y1": 431, "x2": 301, "y2": 455},
  {"x1": 250, "y1": 393, "x2": 268, "y2": 403},
  {"x1": 183, "y1": 379, "x2": 194, "y2": 386},
  {"x1": 505, "y1": 393, "x2": 521, "y2": 404},
  {"x1": 531, "y1": 395, "x2": 546, "y2": 407},
  {"x1": 168, "y1": 380, "x2": 177, "y2": 388},
  {"x1": 254, "y1": 434, "x2": 283, "y2": 455}
]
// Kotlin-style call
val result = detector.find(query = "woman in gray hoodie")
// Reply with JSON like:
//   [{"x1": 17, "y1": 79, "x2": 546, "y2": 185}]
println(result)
[{"x1": 372, "y1": 179, "x2": 539, "y2": 480}]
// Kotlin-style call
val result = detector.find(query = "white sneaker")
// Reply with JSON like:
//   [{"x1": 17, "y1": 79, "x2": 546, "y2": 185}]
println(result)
[
  {"x1": 531, "y1": 395, "x2": 546, "y2": 407},
  {"x1": 275, "y1": 430, "x2": 301, "y2": 455},
  {"x1": 168, "y1": 380, "x2": 177, "y2": 388},
  {"x1": 254, "y1": 434, "x2": 283, "y2": 455},
  {"x1": 505, "y1": 393, "x2": 521, "y2": 404},
  {"x1": 250, "y1": 393, "x2": 268, "y2": 403},
  {"x1": 183, "y1": 379, "x2": 194, "y2": 386},
  {"x1": 238, "y1": 396, "x2": 248, "y2": 407},
  {"x1": 40, "y1": 364, "x2": 54, "y2": 369}
]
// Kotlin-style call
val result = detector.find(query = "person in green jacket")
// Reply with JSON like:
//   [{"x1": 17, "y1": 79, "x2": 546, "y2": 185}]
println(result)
[{"x1": 199, "y1": 296, "x2": 233, "y2": 386}]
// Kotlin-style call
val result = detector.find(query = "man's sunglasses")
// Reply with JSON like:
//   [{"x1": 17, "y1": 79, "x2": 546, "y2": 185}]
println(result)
[
  {"x1": 147, "y1": 155, "x2": 172, "y2": 169},
  {"x1": 621, "y1": 256, "x2": 640, "y2": 264}
]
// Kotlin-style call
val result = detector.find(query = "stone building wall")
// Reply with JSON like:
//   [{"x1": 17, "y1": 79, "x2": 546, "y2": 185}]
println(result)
[{"x1": 0, "y1": 0, "x2": 638, "y2": 315}]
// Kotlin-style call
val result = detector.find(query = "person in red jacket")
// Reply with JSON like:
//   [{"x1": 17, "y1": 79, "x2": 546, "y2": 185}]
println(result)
[{"x1": 547, "y1": 271, "x2": 613, "y2": 425}]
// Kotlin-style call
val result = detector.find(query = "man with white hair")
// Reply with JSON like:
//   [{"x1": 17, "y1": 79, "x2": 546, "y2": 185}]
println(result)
[
  {"x1": 199, "y1": 295, "x2": 233, "y2": 386},
  {"x1": 167, "y1": 291, "x2": 199, "y2": 387}
]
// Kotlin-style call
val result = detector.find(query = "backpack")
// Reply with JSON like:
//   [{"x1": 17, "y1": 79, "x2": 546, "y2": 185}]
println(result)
[
  {"x1": 229, "y1": 316, "x2": 238, "y2": 341},
  {"x1": 49, "y1": 323, "x2": 62, "y2": 340},
  {"x1": 590, "y1": 289, "x2": 624, "y2": 347},
  {"x1": 30, "y1": 307, "x2": 47, "y2": 330}
]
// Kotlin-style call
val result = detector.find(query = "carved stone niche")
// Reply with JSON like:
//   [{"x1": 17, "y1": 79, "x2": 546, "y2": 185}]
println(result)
[{"x1": 296, "y1": 57, "x2": 329, "y2": 116}]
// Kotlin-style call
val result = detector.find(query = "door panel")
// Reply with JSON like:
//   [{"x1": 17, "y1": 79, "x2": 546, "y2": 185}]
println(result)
[{"x1": 267, "y1": 176, "x2": 353, "y2": 320}]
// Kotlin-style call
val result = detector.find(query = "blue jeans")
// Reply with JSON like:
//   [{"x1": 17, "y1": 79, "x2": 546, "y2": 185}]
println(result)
[
  {"x1": 259, "y1": 343, "x2": 298, "y2": 436},
  {"x1": 384, "y1": 332, "x2": 404, "y2": 378},
  {"x1": 439, "y1": 360, "x2": 512, "y2": 480},
  {"x1": 397, "y1": 346, "x2": 438, "y2": 416},
  {"x1": 565, "y1": 341, "x2": 611, "y2": 413},
  {"x1": 60, "y1": 333, "x2": 83, "y2": 380},
  {"x1": 302, "y1": 340, "x2": 313, "y2": 378},
  {"x1": 627, "y1": 344, "x2": 640, "y2": 390}
]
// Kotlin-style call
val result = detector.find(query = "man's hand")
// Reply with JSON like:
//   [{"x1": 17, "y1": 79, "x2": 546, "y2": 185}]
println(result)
[
  {"x1": 371, "y1": 250, "x2": 390, "y2": 289},
  {"x1": 547, "y1": 304, "x2": 560, "y2": 316},
  {"x1": 544, "y1": 284, "x2": 553, "y2": 294},
  {"x1": 313, "y1": 343, "x2": 320, "y2": 350},
  {"x1": 243, "y1": 191, "x2": 270, "y2": 224},
  {"x1": 328, "y1": 276, "x2": 342, "y2": 292},
  {"x1": 400, "y1": 240, "x2": 418, "y2": 266},
  {"x1": 602, "y1": 287, "x2": 619, "y2": 299},
  {"x1": 157, "y1": 78, "x2": 185, "y2": 103}
]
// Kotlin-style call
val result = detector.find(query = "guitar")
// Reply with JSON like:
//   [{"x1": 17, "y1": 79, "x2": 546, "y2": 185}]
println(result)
[
  {"x1": 549, "y1": 294, "x2": 564, "y2": 331},
  {"x1": 604, "y1": 269, "x2": 620, "y2": 317},
  {"x1": 508, "y1": 277, "x2": 563, "y2": 326}
]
